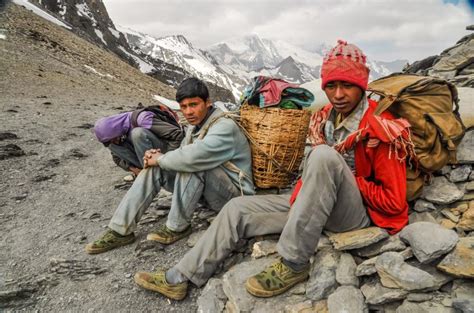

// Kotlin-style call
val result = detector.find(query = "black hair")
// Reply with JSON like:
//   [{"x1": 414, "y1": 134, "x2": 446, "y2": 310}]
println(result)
[{"x1": 175, "y1": 77, "x2": 209, "y2": 103}]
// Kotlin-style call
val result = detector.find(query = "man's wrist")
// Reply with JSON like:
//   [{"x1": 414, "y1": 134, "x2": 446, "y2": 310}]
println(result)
[{"x1": 155, "y1": 154, "x2": 164, "y2": 167}]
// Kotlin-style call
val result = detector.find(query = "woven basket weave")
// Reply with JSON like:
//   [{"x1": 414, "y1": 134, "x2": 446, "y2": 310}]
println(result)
[{"x1": 240, "y1": 105, "x2": 311, "y2": 189}]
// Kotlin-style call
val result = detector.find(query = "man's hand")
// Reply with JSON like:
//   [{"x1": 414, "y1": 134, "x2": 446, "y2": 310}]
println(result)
[{"x1": 143, "y1": 149, "x2": 163, "y2": 169}]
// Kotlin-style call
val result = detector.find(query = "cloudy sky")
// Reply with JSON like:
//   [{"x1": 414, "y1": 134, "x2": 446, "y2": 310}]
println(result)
[{"x1": 103, "y1": 0, "x2": 474, "y2": 62}]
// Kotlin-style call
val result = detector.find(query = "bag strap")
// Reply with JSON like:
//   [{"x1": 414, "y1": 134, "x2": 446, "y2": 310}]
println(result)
[
  {"x1": 195, "y1": 112, "x2": 252, "y2": 195},
  {"x1": 130, "y1": 108, "x2": 145, "y2": 128}
]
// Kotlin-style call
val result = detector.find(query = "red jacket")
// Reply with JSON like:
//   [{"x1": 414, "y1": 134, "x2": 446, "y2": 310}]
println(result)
[{"x1": 291, "y1": 99, "x2": 409, "y2": 234}]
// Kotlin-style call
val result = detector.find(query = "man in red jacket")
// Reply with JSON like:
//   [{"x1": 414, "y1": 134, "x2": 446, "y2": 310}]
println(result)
[{"x1": 133, "y1": 40, "x2": 411, "y2": 300}]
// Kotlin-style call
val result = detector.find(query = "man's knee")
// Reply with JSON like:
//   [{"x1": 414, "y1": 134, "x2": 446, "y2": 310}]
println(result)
[
  {"x1": 130, "y1": 127, "x2": 150, "y2": 143},
  {"x1": 306, "y1": 144, "x2": 341, "y2": 169},
  {"x1": 219, "y1": 196, "x2": 246, "y2": 222}
]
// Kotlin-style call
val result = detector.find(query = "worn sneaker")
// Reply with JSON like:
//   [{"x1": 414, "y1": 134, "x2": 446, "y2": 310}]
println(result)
[
  {"x1": 146, "y1": 225, "x2": 191, "y2": 244},
  {"x1": 245, "y1": 259, "x2": 310, "y2": 298},
  {"x1": 85, "y1": 229, "x2": 135, "y2": 254},
  {"x1": 134, "y1": 270, "x2": 188, "y2": 300}
]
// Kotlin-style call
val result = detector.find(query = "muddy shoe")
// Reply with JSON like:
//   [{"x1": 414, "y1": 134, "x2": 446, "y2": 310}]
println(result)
[
  {"x1": 245, "y1": 259, "x2": 310, "y2": 298},
  {"x1": 146, "y1": 225, "x2": 191, "y2": 244},
  {"x1": 134, "y1": 270, "x2": 187, "y2": 300},
  {"x1": 85, "y1": 229, "x2": 135, "y2": 254}
]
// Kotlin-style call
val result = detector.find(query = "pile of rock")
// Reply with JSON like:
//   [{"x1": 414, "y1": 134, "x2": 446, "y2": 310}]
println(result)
[
  {"x1": 404, "y1": 25, "x2": 474, "y2": 88},
  {"x1": 196, "y1": 129, "x2": 474, "y2": 313}
]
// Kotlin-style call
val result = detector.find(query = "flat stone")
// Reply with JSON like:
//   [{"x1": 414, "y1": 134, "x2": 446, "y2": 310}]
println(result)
[
  {"x1": 451, "y1": 280, "x2": 474, "y2": 313},
  {"x1": 187, "y1": 230, "x2": 206, "y2": 248},
  {"x1": 197, "y1": 210, "x2": 216, "y2": 220},
  {"x1": 409, "y1": 212, "x2": 438, "y2": 224},
  {"x1": 412, "y1": 262, "x2": 454, "y2": 291},
  {"x1": 422, "y1": 176, "x2": 464, "y2": 204},
  {"x1": 328, "y1": 227, "x2": 388, "y2": 250},
  {"x1": 414, "y1": 199, "x2": 437, "y2": 212},
  {"x1": 355, "y1": 248, "x2": 413, "y2": 277},
  {"x1": 462, "y1": 192, "x2": 474, "y2": 201},
  {"x1": 399, "y1": 222, "x2": 459, "y2": 263},
  {"x1": 222, "y1": 257, "x2": 305, "y2": 312},
  {"x1": 395, "y1": 300, "x2": 456, "y2": 313},
  {"x1": 375, "y1": 252, "x2": 436, "y2": 291},
  {"x1": 294, "y1": 300, "x2": 328, "y2": 313},
  {"x1": 305, "y1": 248, "x2": 340, "y2": 301},
  {"x1": 251, "y1": 240, "x2": 277, "y2": 259},
  {"x1": 316, "y1": 235, "x2": 332, "y2": 250},
  {"x1": 453, "y1": 202, "x2": 470, "y2": 215},
  {"x1": 352, "y1": 234, "x2": 406, "y2": 258},
  {"x1": 466, "y1": 181, "x2": 474, "y2": 191},
  {"x1": 449, "y1": 165, "x2": 472, "y2": 183},
  {"x1": 406, "y1": 293, "x2": 433, "y2": 302},
  {"x1": 456, "y1": 129, "x2": 474, "y2": 164},
  {"x1": 439, "y1": 219, "x2": 457, "y2": 230},
  {"x1": 355, "y1": 257, "x2": 377, "y2": 277},
  {"x1": 289, "y1": 283, "x2": 306, "y2": 296},
  {"x1": 440, "y1": 209, "x2": 460, "y2": 223},
  {"x1": 197, "y1": 278, "x2": 227, "y2": 313},
  {"x1": 355, "y1": 256, "x2": 377, "y2": 277},
  {"x1": 439, "y1": 165, "x2": 453, "y2": 176},
  {"x1": 361, "y1": 279, "x2": 408, "y2": 305},
  {"x1": 335, "y1": 253, "x2": 358, "y2": 286},
  {"x1": 284, "y1": 300, "x2": 313, "y2": 313},
  {"x1": 437, "y1": 237, "x2": 474, "y2": 278},
  {"x1": 327, "y1": 286, "x2": 367, "y2": 313},
  {"x1": 456, "y1": 207, "x2": 474, "y2": 231}
]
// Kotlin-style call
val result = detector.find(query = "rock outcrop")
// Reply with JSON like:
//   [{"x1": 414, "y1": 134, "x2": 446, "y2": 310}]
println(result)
[{"x1": 405, "y1": 25, "x2": 474, "y2": 88}]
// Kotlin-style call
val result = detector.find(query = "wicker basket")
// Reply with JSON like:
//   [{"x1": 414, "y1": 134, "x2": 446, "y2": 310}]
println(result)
[{"x1": 240, "y1": 105, "x2": 311, "y2": 189}]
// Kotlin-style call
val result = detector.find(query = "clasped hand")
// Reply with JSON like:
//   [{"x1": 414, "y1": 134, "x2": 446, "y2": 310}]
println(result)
[{"x1": 143, "y1": 149, "x2": 163, "y2": 169}]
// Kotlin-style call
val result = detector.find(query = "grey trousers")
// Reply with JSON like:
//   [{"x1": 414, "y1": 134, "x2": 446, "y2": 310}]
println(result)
[
  {"x1": 108, "y1": 164, "x2": 241, "y2": 235},
  {"x1": 174, "y1": 145, "x2": 371, "y2": 287},
  {"x1": 109, "y1": 128, "x2": 167, "y2": 168}
]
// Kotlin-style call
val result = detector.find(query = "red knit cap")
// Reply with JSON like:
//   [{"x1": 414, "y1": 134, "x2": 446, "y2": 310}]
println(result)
[{"x1": 320, "y1": 40, "x2": 370, "y2": 91}]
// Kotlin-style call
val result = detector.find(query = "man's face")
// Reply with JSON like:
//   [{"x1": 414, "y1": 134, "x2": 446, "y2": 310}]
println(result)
[
  {"x1": 324, "y1": 81, "x2": 363, "y2": 116},
  {"x1": 179, "y1": 97, "x2": 212, "y2": 125}
]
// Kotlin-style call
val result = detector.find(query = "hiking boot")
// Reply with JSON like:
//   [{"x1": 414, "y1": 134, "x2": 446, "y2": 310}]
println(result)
[
  {"x1": 146, "y1": 225, "x2": 191, "y2": 245},
  {"x1": 134, "y1": 270, "x2": 188, "y2": 300},
  {"x1": 245, "y1": 259, "x2": 310, "y2": 298},
  {"x1": 85, "y1": 229, "x2": 135, "y2": 254}
]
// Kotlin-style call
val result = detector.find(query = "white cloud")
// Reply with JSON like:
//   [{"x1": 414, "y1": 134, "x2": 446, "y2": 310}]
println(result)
[{"x1": 103, "y1": 0, "x2": 474, "y2": 62}]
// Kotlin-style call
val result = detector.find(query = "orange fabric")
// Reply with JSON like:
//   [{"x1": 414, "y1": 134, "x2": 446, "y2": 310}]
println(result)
[{"x1": 291, "y1": 99, "x2": 409, "y2": 234}]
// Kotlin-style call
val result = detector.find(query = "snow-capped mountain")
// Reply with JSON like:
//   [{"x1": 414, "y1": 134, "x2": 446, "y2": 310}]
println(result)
[
  {"x1": 119, "y1": 26, "x2": 245, "y2": 100},
  {"x1": 207, "y1": 34, "x2": 407, "y2": 84}
]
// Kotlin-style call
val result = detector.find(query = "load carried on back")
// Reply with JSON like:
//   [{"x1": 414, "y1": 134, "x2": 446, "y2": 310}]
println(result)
[
  {"x1": 239, "y1": 76, "x2": 314, "y2": 189},
  {"x1": 367, "y1": 73, "x2": 466, "y2": 200}
]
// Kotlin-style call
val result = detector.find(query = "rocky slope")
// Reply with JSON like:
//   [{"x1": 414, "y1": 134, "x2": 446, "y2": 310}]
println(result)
[
  {"x1": 0, "y1": 3, "x2": 203, "y2": 311},
  {"x1": 22, "y1": 0, "x2": 235, "y2": 102}
]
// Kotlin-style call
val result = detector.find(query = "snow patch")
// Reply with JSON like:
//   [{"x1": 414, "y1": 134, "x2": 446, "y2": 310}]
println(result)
[
  {"x1": 84, "y1": 65, "x2": 114, "y2": 79},
  {"x1": 118, "y1": 46, "x2": 155, "y2": 74},
  {"x1": 109, "y1": 27, "x2": 120, "y2": 39},
  {"x1": 12, "y1": 0, "x2": 71, "y2": 29},
  {"x1": 0, "y1": 34, "x2": 6, "y2": 40},
  {"x1": 153, "y1": 95, "x2": 180, "y2": 111},
  {"x1": 76, "y1": 3, "x2": 97, "y2": 27},
  {"x1": 94, "y1": 29, "x2": 107, "y2": 45},
  {"x1": 58, "y1": 1, "x2": 66, "y2": 16}
]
